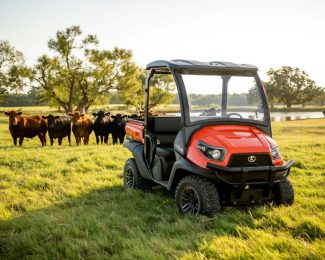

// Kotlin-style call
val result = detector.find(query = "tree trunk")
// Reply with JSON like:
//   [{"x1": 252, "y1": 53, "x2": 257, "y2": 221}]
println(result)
[{"x1": 75, "y1": 104, "x2": 86, "y2": 113}]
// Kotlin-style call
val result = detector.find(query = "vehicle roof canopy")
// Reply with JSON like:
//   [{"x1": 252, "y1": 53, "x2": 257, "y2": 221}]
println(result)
[{"x1": 146, "y1": 59, "x2": 258, "y2": 72}]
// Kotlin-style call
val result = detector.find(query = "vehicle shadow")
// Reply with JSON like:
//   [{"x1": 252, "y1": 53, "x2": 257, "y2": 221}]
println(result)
[{"x1": 0, "y1": 184, "x2": 274, "y2": 259}]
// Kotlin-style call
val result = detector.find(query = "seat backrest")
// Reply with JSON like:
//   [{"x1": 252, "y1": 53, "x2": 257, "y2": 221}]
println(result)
[
  {"x1": 147, "y1": 116, "x2": 181, "y2": 146},
  {"x1": 148, "y1": 116, "x2": 181, "y2": 134}
]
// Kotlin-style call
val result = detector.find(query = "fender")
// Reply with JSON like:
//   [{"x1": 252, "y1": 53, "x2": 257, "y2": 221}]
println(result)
[
  {"x1": 123, "y1": 141, "x2": 151, "y2": 179},
  {"x1": 167, "y1": 156, "x2": 217, "y2": 191}
]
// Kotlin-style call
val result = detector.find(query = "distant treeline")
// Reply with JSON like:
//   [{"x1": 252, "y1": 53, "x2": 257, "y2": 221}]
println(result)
[
  {"x1": 1, "y1": 91, "x2": 323, "y2": 108},
  {"x1": 0, "y1": 91, "x2": 46, "y2": 107}
]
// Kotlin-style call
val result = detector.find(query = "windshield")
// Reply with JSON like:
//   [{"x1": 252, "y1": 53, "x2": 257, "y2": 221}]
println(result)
[{"x1": 181, "y1": 72, "x2": 266, "y2": 123}]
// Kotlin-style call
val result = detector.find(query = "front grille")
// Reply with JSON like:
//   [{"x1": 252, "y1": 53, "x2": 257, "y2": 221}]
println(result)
[{"x1": 228, "y1": 153, "x2": 272, "y2": 167}]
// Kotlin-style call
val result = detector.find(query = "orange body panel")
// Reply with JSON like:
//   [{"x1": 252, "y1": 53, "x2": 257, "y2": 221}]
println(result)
[
  {"x1": 125, "y1": 120, "x2": 144, "y2": 144},
  {"x1": 187, "y1": 125, "x2": 284, "y2": 168}
]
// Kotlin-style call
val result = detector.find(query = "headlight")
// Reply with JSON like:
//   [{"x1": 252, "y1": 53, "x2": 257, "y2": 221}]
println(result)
[
  {"x1": 271, "y1": 146, "x2": 281, "y2": 159},
  {"x1": 197, "y1": 141, "x2": 226, "y2": 161}
]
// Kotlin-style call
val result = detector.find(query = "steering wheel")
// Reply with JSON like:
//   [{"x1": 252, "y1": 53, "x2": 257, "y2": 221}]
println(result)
[{"x1": 226, "y1": 113, "x2": 242, "y2": 118}]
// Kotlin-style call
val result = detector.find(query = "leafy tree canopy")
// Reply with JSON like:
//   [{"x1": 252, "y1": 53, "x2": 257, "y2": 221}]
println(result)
[
  {"x1": 0, "y1": 40, "x2": 29, "y2": 101},
  {"x1": 32, "y1": 25, "x2": 140, "y2": 113},
  {"x1": 119, "y1": 72, "x2": 175, "y2": 111},
  {"x1": 265, "y1": 66, "x2": 322, "y2": 108}
]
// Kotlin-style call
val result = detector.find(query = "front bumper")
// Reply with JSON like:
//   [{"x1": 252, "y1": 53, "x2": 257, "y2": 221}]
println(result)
[{"x1": 207, "y1": 160, "x2": 294, "y2": 186}]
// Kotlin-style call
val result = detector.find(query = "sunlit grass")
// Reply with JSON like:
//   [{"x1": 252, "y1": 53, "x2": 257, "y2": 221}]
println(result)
[{"x1": 0, "y1": 117, "x2": 324, "y2": 259}]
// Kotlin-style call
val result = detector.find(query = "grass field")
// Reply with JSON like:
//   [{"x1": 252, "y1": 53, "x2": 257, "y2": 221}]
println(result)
[{"x1": 0, "y1": 116, "x2": 324, "y2": 259}]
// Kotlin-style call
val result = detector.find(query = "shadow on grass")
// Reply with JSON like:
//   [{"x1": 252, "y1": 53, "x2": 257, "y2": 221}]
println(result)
[{"x1": 0, "y1": 184, "x2": 274, "y2": 259}]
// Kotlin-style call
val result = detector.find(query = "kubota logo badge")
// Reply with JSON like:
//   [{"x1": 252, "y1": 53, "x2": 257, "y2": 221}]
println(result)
[{"x1": 248, "y1": 155, "x2": 257, "y2": 163}]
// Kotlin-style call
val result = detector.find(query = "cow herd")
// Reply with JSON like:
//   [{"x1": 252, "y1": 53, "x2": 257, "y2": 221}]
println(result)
[{"x1": 4, "y1": 110, "x2": 130, "y2": 146}]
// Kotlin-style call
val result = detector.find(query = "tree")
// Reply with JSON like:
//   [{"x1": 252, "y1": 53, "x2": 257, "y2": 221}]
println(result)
[
  {"x1": 247, "y1": 81, "x2": 278, "y2": 108},
  {"x1": 116, "y1": 66, "x2": 144, "y2": 110},
  {"x1": 313, "y1": 87, "x2": 325, "y2": 106},
  {"x1": 32, "y1": 26, "x2": 140, "y2": 113},
  {"x1": 0, "y1": 40, "x2": 28, "y2": 101},
  {"x1": 266, "y1": 66, "x2": 321, "y2": 108},
  {"x1": 148, "y1": 74, "x2": 175, "y2": 110},
  {"x1": 119, "y1": 72, "x2": 175, "y2": 111},
  {"x1": 263, "y1": 81, "x2": 278, "y2": 108}
]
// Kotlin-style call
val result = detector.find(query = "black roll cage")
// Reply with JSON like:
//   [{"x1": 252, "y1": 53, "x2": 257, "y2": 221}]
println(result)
[{"x1": 144, "y1": 60, "x2": 272, "y2": 156}]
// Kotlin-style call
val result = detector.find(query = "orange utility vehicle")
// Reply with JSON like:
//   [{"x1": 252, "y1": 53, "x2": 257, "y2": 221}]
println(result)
[{"x1": 123, "y1": 60, "x2": 294, "y2": 216}]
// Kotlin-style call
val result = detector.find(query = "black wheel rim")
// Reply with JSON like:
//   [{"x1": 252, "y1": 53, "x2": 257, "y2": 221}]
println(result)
[
  {"x1": 125, "y1": 167, "x2": 133, "y2": 187},
  {"x1": 180, "y1": 186, "x2": 200, "y2": 215}
]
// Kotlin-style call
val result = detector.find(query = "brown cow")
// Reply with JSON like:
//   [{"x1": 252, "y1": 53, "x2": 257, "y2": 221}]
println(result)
[
  {"x1": 68, "y1": 111, "x2": 93, "y2": 145},
  {"x1": 4, "y1": 110, "x2": 47, "y2": 146}
]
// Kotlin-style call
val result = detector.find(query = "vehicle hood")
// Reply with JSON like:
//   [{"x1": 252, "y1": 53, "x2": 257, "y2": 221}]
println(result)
[{"x1": 187, "y1": 125, "x2": 276, "y2": 168}]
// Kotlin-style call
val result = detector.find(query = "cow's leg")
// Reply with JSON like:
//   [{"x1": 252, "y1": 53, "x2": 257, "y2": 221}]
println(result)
[
  {"x1": 95, "y1": 135, "x2": 99, "y2": 145},
  {"x1": 100, "y1": 135, "x2": 103, "y2": 144},
  {"x1": 68, "y1": 133, "x2": 71, "y2": 146},
  {"x1": 19, "y1": 137, "x2": 24, "y2": 146},
  {"x1": 112, "y1": 136, "x2": 117, "y2": 145},
  {"x1": 75, "y1": 136, "x2": 79, "y2": 145},
  {"x1": 84, "y1": 135, "x2": 89, "y2": 145},
  {"x1": 43, "y1": 134, "x2": 47, "y2": 146},
  {"x1": 37, "y1": 134, "x2": 44, "y2": 146},
  {"x1": 119, "y1": 136, "x2": 125, "y2": 144},
  {"x1": 58, "y1": 137, "x2": 62, "y2": 145},
  {"x1": 104, "y1": 134, "x2": 108, "y2": 145},
  {"x1": 13, "y1": 137, "x2": 17, "y2": 146}
]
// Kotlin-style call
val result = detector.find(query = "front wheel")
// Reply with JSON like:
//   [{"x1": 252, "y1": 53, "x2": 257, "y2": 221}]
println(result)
[
  {"x1": 175, "y1": 175, "x2": 221, "y2": 217},
  {"x1": 123, "y1": 158, "x2": 152, "y2": 191},
  {"x1": 273, "y1": 178, "x2": 294, "y2": 205}
]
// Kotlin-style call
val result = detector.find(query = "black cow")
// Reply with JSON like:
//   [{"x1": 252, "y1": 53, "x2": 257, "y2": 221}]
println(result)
[
  {"x1": 111, "y1": 114, "x2": 127, "y2": 145},
  {"x1": 92, "y1": 110, "x2": 111, "y2": 144},
  {"x1": 129, "y1": 114, "x2": 141, "y2": 119},
  {"x1": 42, "y1": 114, "x2": 71, "y2": 145}
]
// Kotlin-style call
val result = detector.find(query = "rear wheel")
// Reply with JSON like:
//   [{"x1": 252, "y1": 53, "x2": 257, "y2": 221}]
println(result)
[
  {"x1": 123, "y1": 158, "x2": 152, "y2": 191},
  {"x1": 273, "y1": 178, "x2": 294, "y2": 205},
  {"x1": 175, "y1": 175, "x2": 221, "y2": 217}
]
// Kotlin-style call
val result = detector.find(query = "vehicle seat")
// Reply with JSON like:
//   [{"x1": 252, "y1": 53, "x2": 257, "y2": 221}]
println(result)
[{"x1": 148, "y1": 116, "x2": 181, "y2": 146}]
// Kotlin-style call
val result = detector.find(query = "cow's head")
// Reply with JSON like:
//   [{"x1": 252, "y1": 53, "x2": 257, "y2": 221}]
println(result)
[
  {"x1": 111, "y1": 114, "x2": 128, "y2": 127},
  {"x1": 68, "y1": 111, "x2": 84, "y2": 125},
  {"x1": 4, "y1": 110, "x2": 23, "y2": 126},
  {"x1": 42, "y1": 114, "x2": 60, "y2": 129},
  {"x1": 92, "y1": 110, "x2": 110, "y2": 123},
  {"x1": 138, "y1": 110, "x2": 145, "y2": 118}
]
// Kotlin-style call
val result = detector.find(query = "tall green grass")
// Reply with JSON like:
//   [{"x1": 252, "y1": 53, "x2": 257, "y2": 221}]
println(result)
[{"x1": 0, "y1": 117, "x2": 324, "y2": 259}]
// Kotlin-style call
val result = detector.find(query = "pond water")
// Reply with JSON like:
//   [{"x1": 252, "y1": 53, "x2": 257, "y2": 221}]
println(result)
[{"x1": 270, "y1": 111, "x2": 324, "y2": 121}]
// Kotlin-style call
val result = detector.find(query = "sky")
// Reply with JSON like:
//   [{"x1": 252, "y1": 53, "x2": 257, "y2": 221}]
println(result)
[{"x1": 0, "y1": 0, "x2": 325, "y2": 86}]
